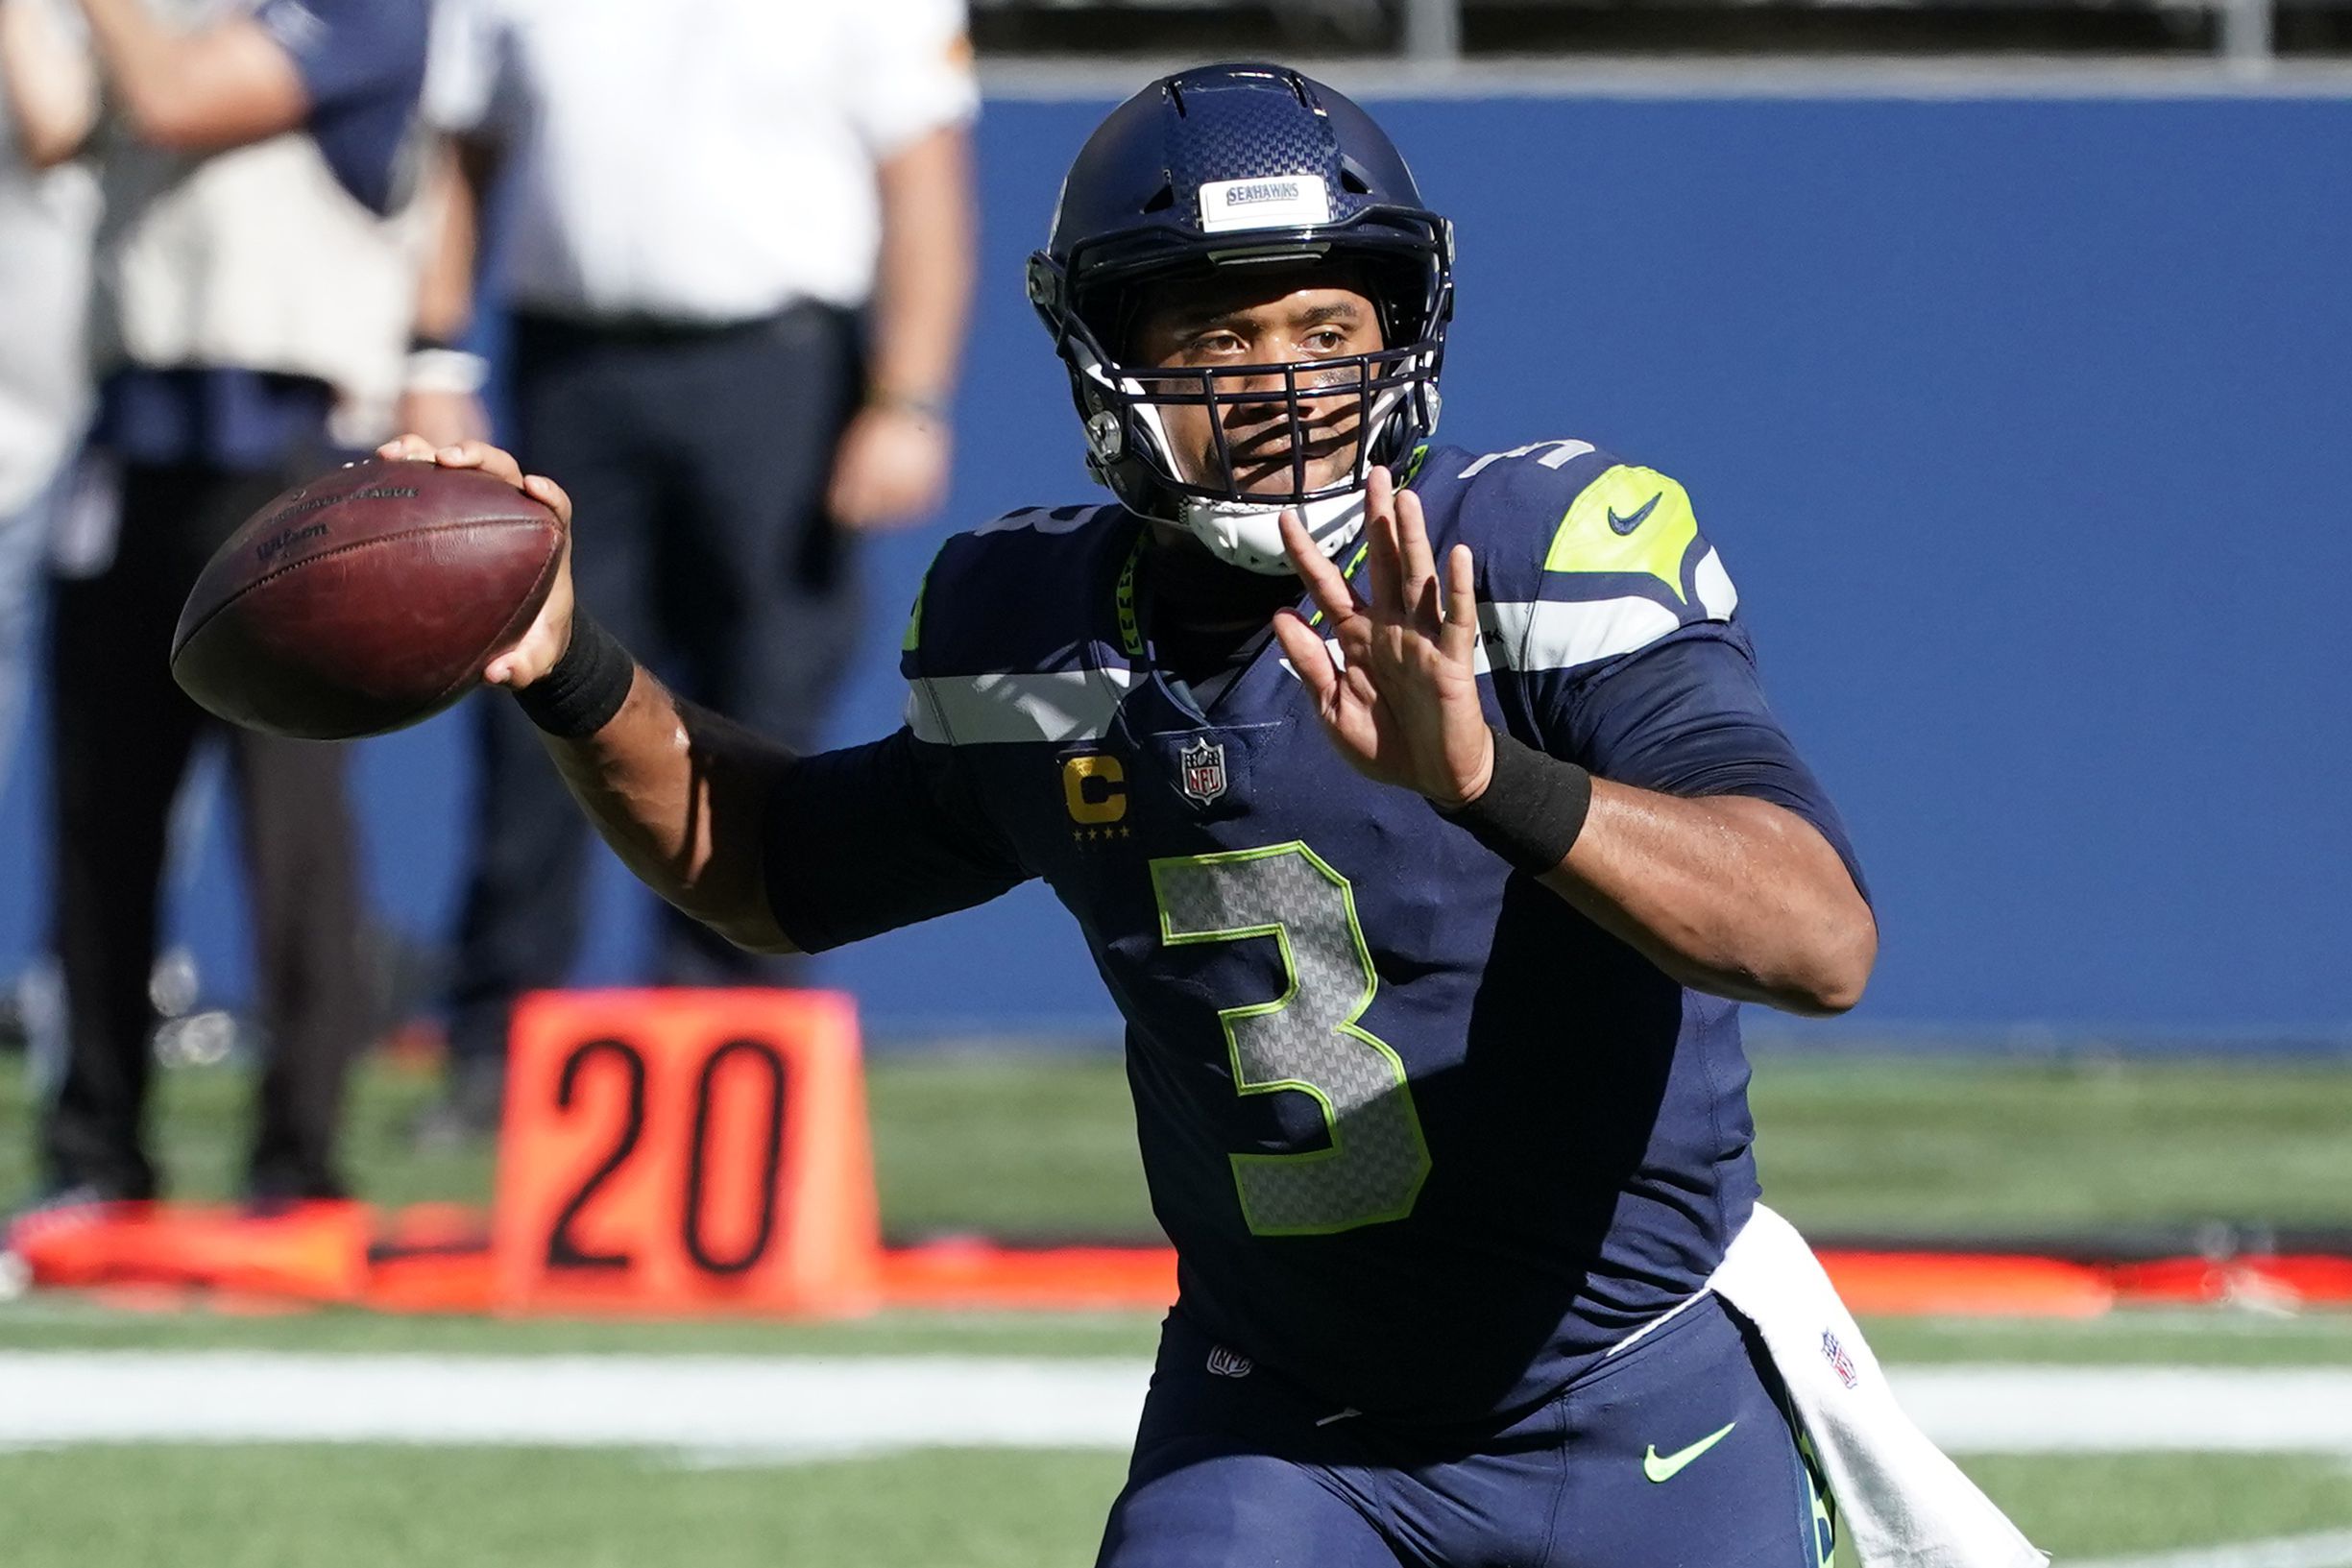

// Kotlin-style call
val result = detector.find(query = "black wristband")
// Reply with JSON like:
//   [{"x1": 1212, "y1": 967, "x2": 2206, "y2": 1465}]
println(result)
[
  {"x1": 512, "y1": 610, "x2": 636, "y2": 738},
  {"x1": 1441, "y1": 727, "x2": 1593, "y2": 874}
]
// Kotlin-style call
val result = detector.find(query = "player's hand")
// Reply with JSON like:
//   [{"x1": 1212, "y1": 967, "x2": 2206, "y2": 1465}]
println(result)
[
  {"x1": 394, "y1": 389, "x2": 490, "y2": 450},
  {"x1": 826, "y1": 403, "x2": 952, "y2": 532},
  {"x1": 1270, "y1": 466, "x2": 1494, "y2": 809},
  {"x1": 375, "y1": 433, "x2": 576, "y2": 691}
]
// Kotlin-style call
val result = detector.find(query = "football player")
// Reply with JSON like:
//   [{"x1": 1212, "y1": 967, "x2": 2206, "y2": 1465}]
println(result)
[{"x1": 388, "y1": 61, "x2": 1926, "y2": 1567}]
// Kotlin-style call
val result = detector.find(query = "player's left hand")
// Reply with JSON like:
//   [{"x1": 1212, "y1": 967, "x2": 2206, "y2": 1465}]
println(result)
[
  {"x1": 827, "y1": 403, "x2": 952, "y2": 532},
  {"x1": 1271, "y1": 466, "x2": 1495, "y2": 809}
]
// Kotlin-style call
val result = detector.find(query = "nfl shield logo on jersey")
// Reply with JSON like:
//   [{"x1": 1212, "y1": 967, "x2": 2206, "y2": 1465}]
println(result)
[{"x1": 1178, "y1": 737, "x2": 1228, "y2": 805}]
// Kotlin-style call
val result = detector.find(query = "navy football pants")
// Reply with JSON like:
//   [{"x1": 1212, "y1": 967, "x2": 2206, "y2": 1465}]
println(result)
[
  {"x1": 1097, "y1": 1293, "x2": 1834, "y2": 1568},
  {"x1": 446, "y1": 303, "x2": 864, "y2": 1071}
]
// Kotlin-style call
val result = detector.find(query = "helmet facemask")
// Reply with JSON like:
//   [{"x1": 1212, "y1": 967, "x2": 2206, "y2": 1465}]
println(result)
[{"x1": 1034, "y1": 229, "x2": 1451, "y2": 574}]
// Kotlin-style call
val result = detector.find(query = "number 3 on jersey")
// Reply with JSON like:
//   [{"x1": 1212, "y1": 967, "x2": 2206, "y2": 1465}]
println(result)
[{"x1": 1152, "y1": 843, "x2": 1432, "y2": 1236}]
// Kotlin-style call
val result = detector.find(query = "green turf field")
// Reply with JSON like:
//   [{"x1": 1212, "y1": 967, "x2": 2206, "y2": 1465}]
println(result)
[
  {"x1": 2, "y1": 1047, "x2": 2349, "y2": 1563},
  {"x1": 0, "y1": 1433, "x2": 2345, "y2": 1568},
  {"x1": 0, "y1": 1298, "x2": 2347, "y2": 1563},
  {"x1": 7, "y1": 1047, "x2": 2351, "y2": 1241}
]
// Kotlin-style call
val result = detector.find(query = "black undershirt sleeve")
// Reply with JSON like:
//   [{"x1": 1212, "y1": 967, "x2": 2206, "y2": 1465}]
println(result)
[
  {"x1": 1558, "y1": 626, "x2": 1872, "y2": 902},
  {"x1": 762, "y1": 729, "x2": 1033, "y2": 953}
]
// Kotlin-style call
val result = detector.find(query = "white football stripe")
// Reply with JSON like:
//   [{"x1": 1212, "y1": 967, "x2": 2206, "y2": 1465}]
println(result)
[
  {"x1": 1692, "y1": 546, "x2": 1739, "y2": 620},
  {"x1": 906, "y1": 668, "x2": 1137, "y2": 746},
  {"x1": 974, "y1": 507, "x2": 1099, "y2": 537},
  {"x1": 1456, "y1": 439, "x2": 1596, "y2": 479},
  {"x1": 1480, "y1": 595, "x2": 1685, "y2": 674}
]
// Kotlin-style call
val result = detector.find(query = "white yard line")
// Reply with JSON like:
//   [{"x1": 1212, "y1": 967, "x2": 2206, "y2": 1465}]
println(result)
[
  {"x1": 0, "y1": 1354, "x2": 1151, "y2": 1455},
  {"x1": 1891, "y1": 1366, "x2": 2352, "y2": 1455},
  {"x1": 1, "y1": 1355, "x2": 2350, "y2": 1461},
  {"x1": 2073, "y1": 1530, "x2": 2352, "y2": 1568}
]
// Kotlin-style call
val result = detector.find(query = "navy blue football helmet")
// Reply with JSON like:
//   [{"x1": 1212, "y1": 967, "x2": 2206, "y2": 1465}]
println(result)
[{"x1": 1028, "y1": 62, "x2": 1454, "y2": 571}]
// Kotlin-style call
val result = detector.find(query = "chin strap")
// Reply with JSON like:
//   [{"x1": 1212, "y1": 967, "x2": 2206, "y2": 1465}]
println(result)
[{"x1": 1179, "y1": 486, "x2": 1368, "y2": 576}]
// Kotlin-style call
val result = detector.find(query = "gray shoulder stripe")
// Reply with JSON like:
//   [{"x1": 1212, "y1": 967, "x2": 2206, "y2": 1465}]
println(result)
[
  {"x1": 974, "y1": 506, "x2": 1103, "y2": 537},
  {"x1": 905, "y1": 668, "x2": 1139, "y2": 745},
  {"x1": 1457, "y1": 439, "x2": 1597, "y2": 480},
  {"x1": 1481, "y1": 550, "x2": 1737, "y2": 673}
]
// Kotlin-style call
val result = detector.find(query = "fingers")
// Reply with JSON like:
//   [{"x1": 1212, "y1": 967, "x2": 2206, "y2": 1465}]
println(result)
[
  {"x1": 1280, "y1": 508, "x2": 1361, "y2": 624},
  {"x1": 1441, "y1": 542, "x2": 1479, "y2": 662},
  {"x1": 375, "y1": 434, "x2": 527, "y2": 487},
  {"x1": 376, "y1": 433, "x2": 436, "y2": 463},
  {"x1": 1394, "y1": 484, "x2": 1441, "y2": 629},
  {"x1": 1269, "y1": 609, "x2": 1341, "y2": 708},
  {"x1": 829, "y1": 410, "x2": 953, "y2": 532},
  {"x1": 376, "y1": 435, "x2": 565, "y2": 523},
  {"x1": 521, "y1": 471, "x2": 573, "y2": 528},
  {"x1": 1361, "y1": 464, "x2": 1400, "y2": 614},
  {"x1": 1443, "y1": 542, "x2": 1476, "y2": 629},
  {"x1": 448, "y1": 440, "x2": 526, "y2": 487}
]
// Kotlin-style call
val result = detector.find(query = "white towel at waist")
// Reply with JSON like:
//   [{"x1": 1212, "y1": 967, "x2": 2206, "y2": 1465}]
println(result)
[{"x1": 1709, "y1": 1203, "x2": 2049, "y2": 1568}]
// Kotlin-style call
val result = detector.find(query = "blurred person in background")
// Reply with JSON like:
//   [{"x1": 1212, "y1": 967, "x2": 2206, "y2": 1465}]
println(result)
[
  {"x1": 402, "y1": 0, "x2": 978, "y2": 1144},
  {"x1": 0, "y1": 0, "x2": 95, "y2": 794},
  {"x1": 0, "y1": 0, "x2": 427, "y2": 1225}
]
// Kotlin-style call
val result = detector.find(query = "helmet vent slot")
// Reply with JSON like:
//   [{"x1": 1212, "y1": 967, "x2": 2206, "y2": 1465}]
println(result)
[{"x1": 1142, "y1": 183, "x2": 1176, "y2": 214}]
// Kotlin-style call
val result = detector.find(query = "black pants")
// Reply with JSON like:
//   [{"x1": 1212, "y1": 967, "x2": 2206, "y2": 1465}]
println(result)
[
  {"x1": 445, "y1": 304, "x2": 864, "y2": 1068},
  {"x1": 43, "y1": 460, "x2": 367, "y2": 1201}
]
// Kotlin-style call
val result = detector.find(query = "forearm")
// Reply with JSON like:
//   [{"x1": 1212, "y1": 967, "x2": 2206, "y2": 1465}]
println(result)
[
  {"x1": 1, "y1": 0, "x2": 97, "y2": 164},
  {"x1": 534, "y1": 667, "x2": 801, "y2": 954},
  {"x1": 76, "y1": 0, "x2": 306, "y2": 150},
  {"x1": 413, "y1": 135, "x2": 489, "y2": 342},
  {"x1": 1535, "y1": 784, "x2": 1876, "y2": 1016},
  {"x1": 865, "y1": 124, "x2": 974, "y2": 405}
]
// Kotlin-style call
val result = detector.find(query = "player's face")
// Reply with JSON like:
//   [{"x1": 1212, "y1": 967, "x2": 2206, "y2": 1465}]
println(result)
[{"x1": 1129, "y1": 269, "x2": 1386, "y2": 500}]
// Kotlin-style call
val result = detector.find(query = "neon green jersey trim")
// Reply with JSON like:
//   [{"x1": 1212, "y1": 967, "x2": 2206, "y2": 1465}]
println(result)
[
  {"x1": 1543, "y1": 464, "x2": 1699, "y2": 604},
  {"x1": 1114, "y1": 531, "x2": 1148, "y2": 658},
  {"x1": 900, "y1": 564, "x2": 933, "y2": 653}
]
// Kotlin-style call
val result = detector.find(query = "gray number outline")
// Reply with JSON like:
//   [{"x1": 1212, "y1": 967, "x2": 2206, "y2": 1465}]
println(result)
[{"x1": 1150, "y1": 841, "x2": 1432, "y2": 1236}]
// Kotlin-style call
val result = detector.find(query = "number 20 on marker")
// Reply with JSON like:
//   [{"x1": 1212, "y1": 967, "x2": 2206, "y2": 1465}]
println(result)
[{"x1": 490, "y1": 989, "x2": 882, "y2": 1316}]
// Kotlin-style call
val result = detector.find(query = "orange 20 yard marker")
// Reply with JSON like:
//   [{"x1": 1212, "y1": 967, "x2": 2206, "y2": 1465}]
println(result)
[{"x1": 492, "y1": 989, "x2": 881, "y2": 1316}]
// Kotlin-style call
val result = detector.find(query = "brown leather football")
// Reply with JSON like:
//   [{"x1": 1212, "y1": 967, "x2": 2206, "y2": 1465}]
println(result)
[{"x1": 171, "y1": 458, "x2": 564, "y2": 740}]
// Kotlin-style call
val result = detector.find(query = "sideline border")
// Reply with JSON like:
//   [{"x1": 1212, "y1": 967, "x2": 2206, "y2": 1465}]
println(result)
[{"x1": 980, "y1": 53, "x2": 2352, "y2": 100}]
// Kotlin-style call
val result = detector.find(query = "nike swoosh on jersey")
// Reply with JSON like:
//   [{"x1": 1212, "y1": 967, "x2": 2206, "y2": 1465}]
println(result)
[
  {"x1": 1642, "y1": 1420, "x2": 1736, "y2": 1483},
  {"x1": 1608, "y1": 493, "x2": 1662, "y2": 536}
]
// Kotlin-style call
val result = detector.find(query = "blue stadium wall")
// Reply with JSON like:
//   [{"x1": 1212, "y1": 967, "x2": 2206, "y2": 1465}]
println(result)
[{"x1": 4, "y1": 91, "x2": 2347, "y2": 1042}]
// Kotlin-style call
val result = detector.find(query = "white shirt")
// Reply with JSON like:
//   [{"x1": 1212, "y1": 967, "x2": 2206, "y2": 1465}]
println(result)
[
  {"x1": 0, "y1": 1, "x2": 98, "y2": 515},
  {"x1": 426, "y1": 0, "x2": 977, "y2": 323}
]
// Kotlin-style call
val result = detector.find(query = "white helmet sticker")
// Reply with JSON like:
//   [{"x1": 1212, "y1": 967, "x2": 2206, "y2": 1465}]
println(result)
[{"x1": 1198, "y1": 175, "x2": 1333, "y2": 234}]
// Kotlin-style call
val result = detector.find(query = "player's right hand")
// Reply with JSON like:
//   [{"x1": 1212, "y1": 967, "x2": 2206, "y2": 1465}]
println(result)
[{"x1": 375, "y1": 433, "x2": 576, "y2": 691}]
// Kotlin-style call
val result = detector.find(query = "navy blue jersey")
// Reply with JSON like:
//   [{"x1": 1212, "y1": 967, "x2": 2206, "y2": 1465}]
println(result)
[
  {"x1": 255, "y1": 0, "x2": 428, "y2": 214},
  {"x1": 766, "y1": 439, "x2": 1862, "y2": 1426}
]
